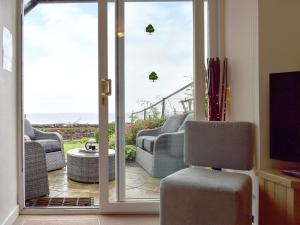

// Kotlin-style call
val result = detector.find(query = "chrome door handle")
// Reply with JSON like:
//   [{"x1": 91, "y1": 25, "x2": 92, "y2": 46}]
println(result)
[{"x1": 101, "y1": 78, "x2": 112, "y2": 96}]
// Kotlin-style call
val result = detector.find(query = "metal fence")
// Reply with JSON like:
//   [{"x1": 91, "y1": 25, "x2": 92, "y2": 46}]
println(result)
[{"x1": 130, "y1": 82, "x2": 194, "y2": 122}]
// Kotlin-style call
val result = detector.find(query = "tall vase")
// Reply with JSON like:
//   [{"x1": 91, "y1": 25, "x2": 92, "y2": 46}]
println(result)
[{"x1": 206, "y1": 58, "x2": 228, "y2": 121}]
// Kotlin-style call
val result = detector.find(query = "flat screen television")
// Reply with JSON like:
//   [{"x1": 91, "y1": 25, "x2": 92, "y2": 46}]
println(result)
[{"x1": 270, "y1": 71, "x2": 300, "y2": 162}]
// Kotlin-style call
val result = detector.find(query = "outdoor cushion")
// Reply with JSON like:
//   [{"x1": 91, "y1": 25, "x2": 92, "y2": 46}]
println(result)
[
  {"x1": 143, "y1": 136, "x2": 157, "y2": 153},
  {"x1": 24, "y1": 135, "x2": 31, "y2": 142},
  {"x1": 161, "y1": 113, "x2": 188, "y2": 133},
  {"x1": 136, "y1": 136, "x2": 144, "y2": 148},
  {"x1": 24, "y1": 119, "x2": 35, "y2": 139},
  {"x1": 34, "y1": 139, "x2": 61, "y2": 153}
]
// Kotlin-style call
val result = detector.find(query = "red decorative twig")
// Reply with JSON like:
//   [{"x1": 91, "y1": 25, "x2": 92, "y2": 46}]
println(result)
[
  {"x1": 223, "y1": 58, "x2": 228, "y2": 121},
  {"x1": 206, "y1": 57, "x2": 228, "y2": 121}
]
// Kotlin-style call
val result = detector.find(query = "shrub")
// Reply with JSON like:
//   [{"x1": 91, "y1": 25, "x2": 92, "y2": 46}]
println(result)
[
  {"x1": 108, "y1": 122, "x2": 115, "y2": 136},
  {"x1": 125, "y1": 117, "x2": 166, "y2": 145},
  {"x1": 79, "y1": 137, "x2": 90, "y2": 144},
  {"x1": 109, "y1": 133, "x2": 115, "y2": 149},
  {"x1": 94, "y1": 129, "x2": 99, "y2": 143},
  {"x1": 95, "y1": 122, "x2": 115, "y2": 143},
  {"x1": 125, "y1": 145, "x2": 136, "y2": 161},
  {"x1": 152, "y1": 116, "x2": 167, "y2": 127}
]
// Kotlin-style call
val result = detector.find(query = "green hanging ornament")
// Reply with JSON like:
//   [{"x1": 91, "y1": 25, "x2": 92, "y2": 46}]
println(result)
[
  {"x1": 149, "y1": 71, "x2": 158, "y2": 82},
  {"x1": 146, "y1": 24, "x2": 155, "y2": 34}
]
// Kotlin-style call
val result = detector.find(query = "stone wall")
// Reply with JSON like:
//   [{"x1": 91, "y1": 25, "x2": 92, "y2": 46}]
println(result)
[{"x1": 33, "y1": 123, "x2": 98, "y2": 140}]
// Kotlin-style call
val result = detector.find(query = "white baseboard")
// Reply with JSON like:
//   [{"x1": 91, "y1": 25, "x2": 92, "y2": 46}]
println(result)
[{"x1": 1, "y1": 205, "x2": 19, "y2": 225}]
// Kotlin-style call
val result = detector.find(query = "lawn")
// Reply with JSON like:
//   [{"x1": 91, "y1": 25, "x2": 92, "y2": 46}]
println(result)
[
  {"x1": 64, "y1": 139, "x2": 136, "y2": 161},
  {"x1": 63, "y1": 140, "x2": 86, "y2": 157}
]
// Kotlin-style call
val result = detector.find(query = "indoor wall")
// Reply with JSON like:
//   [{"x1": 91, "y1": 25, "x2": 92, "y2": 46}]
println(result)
[
  {"x1": 223, "y1": 0, "x2": 259, "y2": 223},
  {"x1": 258, "y1": 0, "x2": 300, "y2": 169},
  {"x1": 0, "y1": 0, "x2": 19, "y2": 224},
  {"x1": 224, "y1": 0, "x2": 300, "y2": 223}
]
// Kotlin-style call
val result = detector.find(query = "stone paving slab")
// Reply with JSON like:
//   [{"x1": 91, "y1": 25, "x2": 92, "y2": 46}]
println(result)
[{"x1": 48, "y1": 162, "x2": 160, "y2": 205}]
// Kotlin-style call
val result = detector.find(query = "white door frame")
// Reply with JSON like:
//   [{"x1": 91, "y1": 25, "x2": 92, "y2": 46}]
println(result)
[
  {"x1": 114, "y1": 0, "x2": 126, "y2": 202},
  {"x1": 99, "y1": 0, "x2": 206, "y2": 213},
  {"x1": 17, "y1": 0, "x2": 206, "y2": 214},
  {"x1": 17, "y1": 0, "x2": 25, "y2": 212}
]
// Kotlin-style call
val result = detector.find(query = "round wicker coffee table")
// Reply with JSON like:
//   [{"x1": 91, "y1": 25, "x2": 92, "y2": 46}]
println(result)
[{"x1": 67, "y1": 148, "x2": 115, "y2": 183}]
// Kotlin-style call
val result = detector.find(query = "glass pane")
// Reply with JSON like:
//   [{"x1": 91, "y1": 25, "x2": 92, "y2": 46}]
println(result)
[
  {"x1": 107, "y1": 1, "x2": 117, "y2": 202},
  {"x1": 23, "y1": 2, "x2": 101, "y2": 207},
  {"x1": 124, "y1": 1, "x2": 194, "y2": 200}
]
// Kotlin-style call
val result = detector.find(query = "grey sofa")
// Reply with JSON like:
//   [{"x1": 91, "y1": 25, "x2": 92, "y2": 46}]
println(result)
[
  {"x1": 24, "y1": 118, "x2": 66, "y2": 171},
  {"x1": 136, "y1": 113, "x2": 193, "y2": 178},
  {"x1": 25, "y1": 141, "x2": 49, "y2": 200}
]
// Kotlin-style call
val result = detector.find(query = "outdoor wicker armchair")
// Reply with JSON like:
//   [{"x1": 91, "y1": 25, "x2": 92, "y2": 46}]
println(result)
[
  {"x1": 24, "y1": 118, "x2": 66, "y2": 171},
  {"x1": 25, "y1": 141, "x2": 49, "y2": 200},
  {"x1": 136, "y1": 113, "x2": 193, "y2": 178}
]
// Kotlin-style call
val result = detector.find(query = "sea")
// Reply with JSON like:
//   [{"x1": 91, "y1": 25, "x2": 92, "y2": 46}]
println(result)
[{"x1": 25, "y1": 113, "x2": 132, "y2": 124}]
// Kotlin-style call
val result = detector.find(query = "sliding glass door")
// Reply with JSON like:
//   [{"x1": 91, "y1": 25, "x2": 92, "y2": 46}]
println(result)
[
  {"x1": 123, "y1": 0, "x2": 194, "y2": 201},
  {"x1": 21, "y1": 0, "x2": 204, "y2": 212},
  {"x1": 100, "y1": 0, "x2": 205, "y2": 212},
  {"x1": 23, "y1": 0, "x2": 103, "y2": 208}
]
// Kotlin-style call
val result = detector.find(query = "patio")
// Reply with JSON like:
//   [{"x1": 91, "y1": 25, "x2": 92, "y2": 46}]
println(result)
[
  {"x1": 25, "y1": 112, "x2": 193, "y2": 206},
  {"x1": 25, "y1": 112, "x2": 192, "y2": 206},
  {"x1": 47, "y1": 162, "x2": 160, "y2": 205}
]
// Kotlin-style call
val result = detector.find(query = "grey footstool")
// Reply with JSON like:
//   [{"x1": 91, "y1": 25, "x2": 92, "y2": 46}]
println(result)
[{"x1": 160, "y1": 121, "x2": 253, "y2": 225}]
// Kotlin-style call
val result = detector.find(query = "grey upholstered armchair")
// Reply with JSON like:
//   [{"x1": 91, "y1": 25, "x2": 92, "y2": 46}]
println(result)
[
  {"x1": 160, "y1": 121, "x2": 253, "y2": 225},
  {"x1": 25, "y1": 141, "x2": 49, "y2": 200},
  {"x1": 136, "y1": 113, "x2": 193, "y2": 178},
  {"x1": 24, "y1": 118, "x2": 66, "y2": 171}
]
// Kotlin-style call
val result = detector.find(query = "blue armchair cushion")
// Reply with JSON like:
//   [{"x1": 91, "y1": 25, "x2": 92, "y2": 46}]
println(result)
[
  {"x1": 136, "y1": 136, "x2": 144, "y2": 148},
  {"x1": 143, "y1": 136, "x2": 157, "y2": 153},
  {"x1": 34, "y1": 139, "x2": 61, "y2": 153},
  {"x1": 24, "y1": 119, "x2": 36, "y2": 139},
  {"x1": 137, "y1": 136, "x2": 157, "y2": 153},
  {"x1": 161, "y1": 114, "x2": 188, "y2": 133}
]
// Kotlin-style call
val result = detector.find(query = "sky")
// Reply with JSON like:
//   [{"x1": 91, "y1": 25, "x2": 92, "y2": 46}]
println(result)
[{"x1": 23, "y1": 1, "x2": 194, "y2": 118}]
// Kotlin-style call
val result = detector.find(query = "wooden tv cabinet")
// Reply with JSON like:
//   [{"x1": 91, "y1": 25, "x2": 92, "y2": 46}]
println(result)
[{"x1": 258, "y1": 169, "x2": 300, "y2": 225}]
